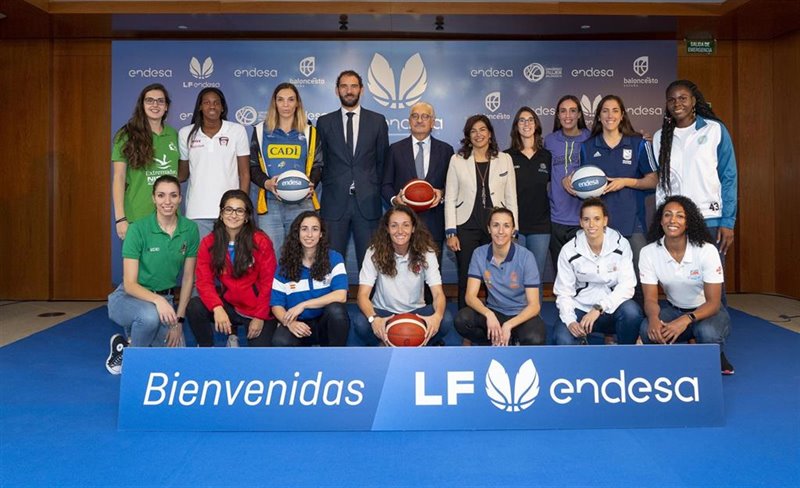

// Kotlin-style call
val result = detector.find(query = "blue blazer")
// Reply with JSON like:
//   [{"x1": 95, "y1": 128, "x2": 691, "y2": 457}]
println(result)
[
  {"x1": 381, "y1": 136, "x2": 454, "y2": 243},
  {"x1": 316, "y1": 108, "x2": 389, "y2": 221}
]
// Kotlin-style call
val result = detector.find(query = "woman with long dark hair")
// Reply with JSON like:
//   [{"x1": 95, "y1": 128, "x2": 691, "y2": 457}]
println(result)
[
  {"x1": 186, "y1": 190, "x2": 277, "y2": 347},
  {"x1": 178, "y1": 88, "x2": 251, "y2": 237},
  {"x1": 106, "y1": 175, "x2": 199, "y2": 374},
  {"x1": 445, "y1": 114, "x2": 518, "y2": 309},
  {"x1": 352, "y1": 205, "x2": 458, "y2": 346},
  {"x1": 112, "y1": 83, "x2": 179, "y2": 240},
  {"x1": 639, "y1": 195, "x2": 733, "y2": 374},
  {"x1": 250, "y1": 82, "x2": 322, "y2": 256},
  {"x1": 271, "y1": 211, "x2": 350, "y2": 346},
  {"x1": 653, "y1": 80, "x2": 738, "y2": 256},
  {"x1": 505, "y1": 107, "x2": 552, "y2": 297},
  {"x1": 545, "y1": 95, "x2": 591, "y2": 269}
]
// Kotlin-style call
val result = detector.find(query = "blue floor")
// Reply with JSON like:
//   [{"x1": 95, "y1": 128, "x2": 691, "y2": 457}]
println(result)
[{"x1": 1, "y1": 304, "x2": 798, "y2": 487}]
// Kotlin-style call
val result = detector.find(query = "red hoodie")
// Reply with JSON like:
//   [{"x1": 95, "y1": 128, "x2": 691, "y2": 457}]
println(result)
[{"x1": 195, "y1": 231, "x2": 276, "y2": 320}]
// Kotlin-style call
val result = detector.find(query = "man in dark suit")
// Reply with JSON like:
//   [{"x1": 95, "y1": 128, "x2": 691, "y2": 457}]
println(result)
[
  {"x1": 381, "y1": 101, "x2": 454, "y2": 253},
  {"x1": 316, "y1": 70, "x2": 390, "y2": 270}
]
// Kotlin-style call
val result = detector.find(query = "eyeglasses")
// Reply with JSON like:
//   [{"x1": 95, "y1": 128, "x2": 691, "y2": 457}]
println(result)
[
  {"x1": 410, "y1": 113, "x2": 432, "y2": 121},
  {"x1": 222, "y1": 207, "x2": 246, "y2": 216},
  {"x1": 518, "y1": 117, "x2": 535, "y2": 125},
  {"x1": 144, "y1": 97, "x2": 167, "y2": 106}
]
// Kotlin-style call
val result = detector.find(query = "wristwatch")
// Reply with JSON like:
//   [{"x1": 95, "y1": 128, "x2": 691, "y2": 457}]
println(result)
[
  {"x1": 591, "y1": 304, "x2": 604, "y2": 314},
  {"x1": 367, "y1": 314, "x2": 378, "y2": 324},
  {"x1": 687, "y1": 312, "x2": 698, "y2": 324}
]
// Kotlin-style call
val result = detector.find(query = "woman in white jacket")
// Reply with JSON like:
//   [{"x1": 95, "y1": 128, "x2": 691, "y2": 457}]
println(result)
[{"x1": 553, "y1": 198, "x2": 643, "y2": 345}]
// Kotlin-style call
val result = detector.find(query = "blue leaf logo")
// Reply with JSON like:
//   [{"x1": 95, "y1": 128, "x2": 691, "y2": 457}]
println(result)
[
  {"x1": 485, "y1": 359, "x2": 540, "y2": 412},
  {"x1": 368, "y1": 53, "x2": 428, "y2": 109},
  {"x1": 189, "y1": 56, "x2": 214, "y2": 80}
]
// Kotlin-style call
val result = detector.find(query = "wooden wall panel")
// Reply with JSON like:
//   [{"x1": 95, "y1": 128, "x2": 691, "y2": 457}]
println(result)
[
  {"x1": 0, "y1": 40, "x2": 52, "y2": 300},
  {"x1": 733, "y1": 41, "x2": 775, "y2": 293},
  {"x1": 51, "y1": 40, "x2": 112, "y2": 299},
  {"x1": 772, "y1": 30, "x2": 800, "y2": 298},
  {"x1": 677, "y1": 41, "x2": 738, "y2": 291}
]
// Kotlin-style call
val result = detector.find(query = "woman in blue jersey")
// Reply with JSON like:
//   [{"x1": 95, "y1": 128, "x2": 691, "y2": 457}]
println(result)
[
  {"x1": 271, "y1": 211, "x2": 350, "y2": 346},
  {"x1": 250, "y1": 82, "x2": 322, "y2": 257},
  {"x1": 545, "y1": 95, "x2": 591, "y2": 270},
  {"x1": 653, "y1": 80, "x2": 737, "y2": 256},
  {"x1": 579, "y1": 94, "x2": 657, "y2": 263},
  {"x1": 505, "y1": 107, "x2": 552, "y2": 297}
]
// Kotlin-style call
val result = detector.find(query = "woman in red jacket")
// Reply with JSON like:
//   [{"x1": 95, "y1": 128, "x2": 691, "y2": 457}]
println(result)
[{"x1": 186, "y1": 189, "x2": 277, "y2": 346}]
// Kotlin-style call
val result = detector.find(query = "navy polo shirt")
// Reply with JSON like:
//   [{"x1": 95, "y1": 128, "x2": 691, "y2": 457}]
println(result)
[
  {"x1": 581, "y1": 134, "x2": 656, "y2": 236},
  {"x1": 467, "y1": 242, "x2": 540, "y2": 316}
]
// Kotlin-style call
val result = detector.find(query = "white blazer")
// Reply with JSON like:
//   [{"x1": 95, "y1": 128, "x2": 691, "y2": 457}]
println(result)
[{"x1": 444, "y1": 151, "x2": 518, "y2": 233}]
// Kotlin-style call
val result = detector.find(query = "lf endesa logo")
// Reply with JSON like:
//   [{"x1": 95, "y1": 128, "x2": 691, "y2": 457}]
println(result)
[{"x1": 415, "y1": 359, "x2": 701, "y2": 411}]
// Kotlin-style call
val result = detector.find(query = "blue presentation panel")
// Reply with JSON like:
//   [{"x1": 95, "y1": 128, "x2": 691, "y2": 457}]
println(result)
[{"x1": 119, "y1": 345, "x2": 724, "y2": 431}]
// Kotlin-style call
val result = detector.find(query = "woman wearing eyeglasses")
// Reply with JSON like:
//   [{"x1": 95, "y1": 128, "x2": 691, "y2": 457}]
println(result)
[
  {"x1": 112, "y1": 83, "x2": 179, "y2": 240},
  {"x1": 186, "y1": 190, "x2": 278, "y2": 347},
  {"x1": 178, "y1": 88, "x2": 251, "y2": 238},
  {"x1": 505, "y1": 107, "x2": 552, "y2": 297}
]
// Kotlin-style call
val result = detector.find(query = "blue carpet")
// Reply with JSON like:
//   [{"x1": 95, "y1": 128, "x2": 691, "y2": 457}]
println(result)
[{"x1": 1, "y1": 304, "x2": 798, "y2": 487}]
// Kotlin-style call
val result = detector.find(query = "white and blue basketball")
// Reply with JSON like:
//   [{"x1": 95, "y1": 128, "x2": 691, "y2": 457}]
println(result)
[
  {"x1": 570, "y1": 165, "x2": 608, "y2": 199},
  {"x1": 275, "y1": 170, "x2": 311, "y2": 203}
]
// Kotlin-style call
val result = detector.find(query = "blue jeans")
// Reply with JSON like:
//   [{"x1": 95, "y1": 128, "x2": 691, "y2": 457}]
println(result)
[
  {"x1": 554, "y1": 299, "x2": 643, "y2": 345},
  {"x1": 639, "y1": 301, "x2": 730, "y2": 350},
  {"x1": 519, "y1": 233, "x2": 549, "y2": 301},
  {"x1": 108, "y1": 284, "x2": 173, "y2": 347},
  {"x1": 348, "y1": 305, "x2": 459, "y2": 346},
  {"x1": 257, "y1": 198, "x2": 314, "y2": 259}
]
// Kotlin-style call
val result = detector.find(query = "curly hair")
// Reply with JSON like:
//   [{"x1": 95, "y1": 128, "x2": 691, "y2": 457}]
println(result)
[
  {"x1": 114, "y1": 83, "x2": 171, "y2": 170},
  {"x1": 186, "y1": 88, "x2": 228, "y2": 146},
  {"x1": 657, "y1": 80, "x2": 721, "y2": 194},
  {"x1": 589, "y1": 94, "x2": 638, "y2": 138},
  {"x1": 552, "y1": 95, "x2": 588, "y2": 133},
  {"x1": 210, "y1": 190, "x2": 262, "y2": 279},
  {"x1": 509, "y1": 106, "x2": 543, "y2": 152},
  {"x1": 369, "y1": 206, "x2": 437, "y2": 278},
  {"x1": 278, "y1": 211, "x2": 332, "y2": 282},
  {"x1": 647, "y1": 195, "x2": 713, "y2": 247},
  {"x1": 457, "y1": 114, "x2": 499, "y2": 160}
]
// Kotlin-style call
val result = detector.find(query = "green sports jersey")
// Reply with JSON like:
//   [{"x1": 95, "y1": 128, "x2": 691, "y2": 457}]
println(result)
[
  {"x1": 122, "y1": 213, "x2": 199, "y2": 292},
  {"x1": 112, "y1": 125, "x2": 179, "y2": 222}
]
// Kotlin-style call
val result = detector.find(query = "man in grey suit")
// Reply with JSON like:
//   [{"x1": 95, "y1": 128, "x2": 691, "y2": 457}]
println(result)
[
  {"x1": 381, "y1": 101, "x2": 453, "y2": 253},
  {"x1": 316, "y1": 70, "x2": 390, "y2": 270}
]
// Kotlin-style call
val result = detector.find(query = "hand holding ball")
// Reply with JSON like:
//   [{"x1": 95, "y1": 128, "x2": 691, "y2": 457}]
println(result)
[
  {"x1": 400, "y1": 179, "x2": 437, "y2": 212},
  {"x1": 570, "y1": 165, "x2": 608, "y2": 199},
  {"x1": 275, "y1": 170, "x2": 311, "y2": 203},
  {"x1": 385, "y1": 313, "x2": 428, "y2": 347}
]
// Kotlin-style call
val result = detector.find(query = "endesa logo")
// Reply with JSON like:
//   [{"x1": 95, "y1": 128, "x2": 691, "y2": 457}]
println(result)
[
  {"x1": 234, "y1": 67, "x2": 279, "y2": 78},
  {"x1": 571, "y1": 67, "x2": 615, "y2": 78},
  {"x1": 470, "y1": 67, "x2": 514, "y2": 78},
  {"x1": 576, "y1": 178, "x2": 602, "y2": 189},
  {"x1": 415, "y1": 358, "x2": 700, "y2": 411},
  {"x1": 128, "y1": 67, "x2": 173, "y2": 78}
]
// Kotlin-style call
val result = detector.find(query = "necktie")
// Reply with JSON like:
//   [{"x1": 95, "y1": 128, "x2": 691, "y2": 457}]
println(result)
[
  {"x1": 346, "y1": 112, "x2": 355, "y2": 156},
  {"x1": 415, "y1": 141, "x2": 425, "y2": 179}
]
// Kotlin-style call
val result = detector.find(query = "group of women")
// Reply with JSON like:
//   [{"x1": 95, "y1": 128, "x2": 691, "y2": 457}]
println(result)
[{"x1": 106, "y1": 78, "x2": 737, "y2": 376}]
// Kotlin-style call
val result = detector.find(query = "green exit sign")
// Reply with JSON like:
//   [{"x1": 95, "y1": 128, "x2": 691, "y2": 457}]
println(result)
[{"x1": 686, "y1": 40, "x2": 716, "y2": 54}]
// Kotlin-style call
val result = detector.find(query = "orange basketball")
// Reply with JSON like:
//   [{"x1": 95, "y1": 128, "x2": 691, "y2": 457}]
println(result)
[
  {"x1": 385, "y1": 313, "x2": 427, "y2": 347},
  {"x1": 401, "y1": 179, "x2": 436, "y2": 213}
]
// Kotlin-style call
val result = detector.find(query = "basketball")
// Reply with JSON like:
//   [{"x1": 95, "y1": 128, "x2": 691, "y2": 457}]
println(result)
[
  {"x1": 275, "y1": 170, "x2": 311, "y2": 203},
  {"x1": 571, "y1": 165, "x2": 608, "y2": 199},
  {"x1": 385, "y1": 313, "x2": 427, "y2": 347},
  {"x1": 401, "y1": 179, "x2": 436, "y2": 212}
]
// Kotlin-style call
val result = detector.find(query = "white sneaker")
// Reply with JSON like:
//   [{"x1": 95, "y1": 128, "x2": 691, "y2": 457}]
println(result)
[{"x1": 226, "y1": 334, "x2": 239, "y2": 347}]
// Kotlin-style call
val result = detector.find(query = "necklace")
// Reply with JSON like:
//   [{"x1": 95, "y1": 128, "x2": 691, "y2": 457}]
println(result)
[{"x1": 476, "y1": 160, "x2": 490, "y2": 209}]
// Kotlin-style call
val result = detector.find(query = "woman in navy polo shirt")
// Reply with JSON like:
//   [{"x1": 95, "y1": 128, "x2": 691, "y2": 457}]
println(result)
[
  {"x1": 454, "y1": 208, "x2": 546, "y2": 346},
  {"x1": 579, "y1": 95, "x2": 657, "y2": 263},
  {"x1": 639, "y1": 195, "x2": 733, "y2": 375},
  {"x1": 106, "y1": 175, "x2": 199, "y2": 374},
  {"x1": 186, "y1": 189, "x2": 278, "y2": 347},
  {"x1": 270, "y1": 211, "x2": 350, "y2": 346}
]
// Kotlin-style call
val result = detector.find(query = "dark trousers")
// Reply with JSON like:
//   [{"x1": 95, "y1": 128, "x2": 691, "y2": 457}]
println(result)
[
  {"x1": 455, "y1": 226, "x2": 491, "y2": 309},
  {"x1": 325, "y1": 194, "x2": 379, "y2": 271},
  {"x1": 455, "y1": 307, "x2": 546, "y2": 345},
  {"x1": 549, "y1": 222, "x2": 580, "y2": 270},
  {"x1": 271, "y1": 302, "x2": 351, "y2": 347},
  {"x1": 186, "y1": 296, "x2": 276, "y2": 347}
]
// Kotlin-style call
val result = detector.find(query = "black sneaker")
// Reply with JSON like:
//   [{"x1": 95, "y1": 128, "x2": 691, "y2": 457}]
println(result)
[
  {"x1": 106, "y1": 334, "x2": 127, "y2": 375},
  {"x1": 720, "y1": 351, "x2": 735, "y2": 375}
]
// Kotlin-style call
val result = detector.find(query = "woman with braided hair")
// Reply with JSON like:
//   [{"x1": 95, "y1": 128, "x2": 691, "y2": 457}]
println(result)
[{"x1": 653, "y1": 80, "x2": 738, "y2": 256}]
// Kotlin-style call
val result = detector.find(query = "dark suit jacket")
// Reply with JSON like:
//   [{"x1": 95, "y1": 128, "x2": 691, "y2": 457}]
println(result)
[
  {"x1": 316, "y1": 107, "x2": 389, "y2": 221},
  {"x1": 381, "y1": 135, "x2": 454, "y2": 243}
]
